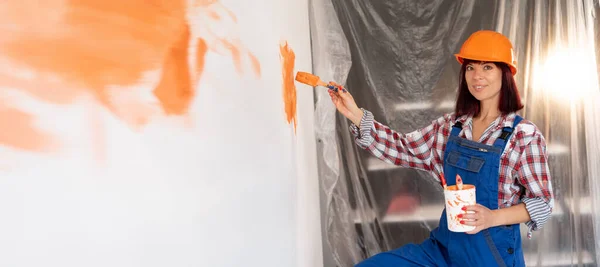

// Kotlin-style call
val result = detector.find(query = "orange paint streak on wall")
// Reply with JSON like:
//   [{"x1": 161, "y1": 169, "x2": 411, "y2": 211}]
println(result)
[
  {"x1": 195, "y1": 0, "x2": 219, "y2": 6},
  {"x1": 279, "y1": 41, "x2": 297, "y2": 133},
  {"x1": 196, "y1": 39, "x2": 209, "y2": 84},
  {"x1": 0, "y1": 74, "x2": 78, "y2": 105},
  {"x1": 1, "y1": 1, "x2": 188, "y2": 91},
  {"x1": 222, "y1": 40, "x2": 243, "y2": 75},
  {"x1": 153, "y1": 24, "x2": 194, "y2": 115},
  {"x1": 0, "y1": 107, "x2": 56, "y2": 151},
  {"x1": 0, "y1": 1, "x2": 194, "y2": 129},
  {"x1": 250, "y1": 54, "x2": 261, "y2": 77},
  {"x1": 195, "y1": 1, "x2": 260, "y2": 78},
  {"x1": 0, "y1": 0, "x2": 261, "y2": 152},
  {"x1": 0, "y1": 1, "x2": 191, "y2": 151}
]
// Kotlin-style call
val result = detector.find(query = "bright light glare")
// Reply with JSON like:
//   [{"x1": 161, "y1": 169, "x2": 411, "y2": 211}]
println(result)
[{"x1": 532, "y1": 45, "x2": 598, "y2": 102}]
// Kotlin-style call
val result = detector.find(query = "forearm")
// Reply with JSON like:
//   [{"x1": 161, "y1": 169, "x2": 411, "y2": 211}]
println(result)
[
  {"x1": 349, "y1": 109, "x2": 364, "y2": 127},
  {"x1": 349, "y1": 110, "x2": 437, "y2": 171},
  {"x1": 491, "y1": 203, "x2": 531, "y2": 226}
]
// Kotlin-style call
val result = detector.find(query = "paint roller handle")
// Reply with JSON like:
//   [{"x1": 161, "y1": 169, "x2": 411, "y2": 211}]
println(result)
[{"x1": 326, "y1": 82, "x2": 364, "y2": 126}]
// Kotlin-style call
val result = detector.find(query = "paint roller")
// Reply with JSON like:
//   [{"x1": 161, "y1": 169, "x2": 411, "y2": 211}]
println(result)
[{"x1": 295, "y1": 71, "x2": 338, "y2": 91}]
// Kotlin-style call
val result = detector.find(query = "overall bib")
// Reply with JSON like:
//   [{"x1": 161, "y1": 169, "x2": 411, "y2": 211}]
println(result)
[{"x1": 356, "y1": 116, "x2": 525, "y2": 267}]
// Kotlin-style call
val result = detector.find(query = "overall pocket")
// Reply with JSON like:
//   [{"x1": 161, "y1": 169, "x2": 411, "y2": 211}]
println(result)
[
  {"x1": 445, "y1": 151, "x2": 485, "y2": 173},
  {"x1": 484, "y1": 225, "x2": 518, "y2": 267}
]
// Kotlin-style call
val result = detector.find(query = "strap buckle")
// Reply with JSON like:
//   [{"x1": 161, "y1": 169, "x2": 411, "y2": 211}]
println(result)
[{"x1": 499, "y1": 127, "x2": 513, "y2": 140}]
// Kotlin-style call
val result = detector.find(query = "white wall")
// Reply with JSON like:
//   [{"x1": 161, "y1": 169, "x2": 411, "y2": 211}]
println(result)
[{"x1": 0, "y1": 1, "x2": 321, "y2": 266}]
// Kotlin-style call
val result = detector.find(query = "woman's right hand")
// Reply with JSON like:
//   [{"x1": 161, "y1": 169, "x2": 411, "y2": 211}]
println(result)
[{"x1": 327, "y1": 81, "x2": 364, "y2": 126}]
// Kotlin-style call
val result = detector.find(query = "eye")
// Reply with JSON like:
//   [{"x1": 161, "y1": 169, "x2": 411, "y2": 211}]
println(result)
[
  {"x1": 483, "y1": 64, "x2": 494, "y2": 70},
  {"x1": 466, "y1": 65, "x2": 474, "y2": 71}
]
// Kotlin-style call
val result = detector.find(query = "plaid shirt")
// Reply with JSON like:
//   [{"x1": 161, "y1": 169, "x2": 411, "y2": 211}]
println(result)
[{"x1": 350, "y1": 109, "x2": 554, "y2": 237}]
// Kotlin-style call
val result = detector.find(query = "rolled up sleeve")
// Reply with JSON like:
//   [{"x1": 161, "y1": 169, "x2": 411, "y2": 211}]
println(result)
[
  {"x1": 515, "y1": 130, "x2": 554, "y2": 238},
  {"x1": 349, "y1": 108, "x2": 376, "y2": 148},
  {"x1": 523, "y1": 197, "x2": 552, "y2": 235}
]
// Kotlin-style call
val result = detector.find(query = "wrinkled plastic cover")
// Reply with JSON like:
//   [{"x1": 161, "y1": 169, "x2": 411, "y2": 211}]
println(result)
[
  {"x1": 309, "y1": 0, "x2": 356, "y2": 265},
  {"x1": 311, "y1": 0, "x2": 600, "y2": 266}
]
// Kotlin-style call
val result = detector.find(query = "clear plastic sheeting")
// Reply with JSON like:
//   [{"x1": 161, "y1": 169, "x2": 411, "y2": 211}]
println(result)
[
  {"x1": 309, "y1": 0, "x2": 355, "y2": 265},
  {"x1": 311, "y1": 0, "x2": 600, "y2": 266}
]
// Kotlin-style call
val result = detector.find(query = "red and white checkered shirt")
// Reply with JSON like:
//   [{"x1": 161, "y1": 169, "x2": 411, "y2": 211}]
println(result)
[{"x1": 350, "y1": 109, "x2": 554, "y2": 237}]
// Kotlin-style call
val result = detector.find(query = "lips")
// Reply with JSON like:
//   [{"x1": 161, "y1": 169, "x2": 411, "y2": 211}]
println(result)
[{"x1": 472, "y1": 85, "x2": 486, "y2": 92}]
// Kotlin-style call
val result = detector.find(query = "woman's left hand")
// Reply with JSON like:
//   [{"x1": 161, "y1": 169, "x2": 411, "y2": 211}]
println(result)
[{"x1": 460, "y1": 204, "x2": 498, "y2": 234}]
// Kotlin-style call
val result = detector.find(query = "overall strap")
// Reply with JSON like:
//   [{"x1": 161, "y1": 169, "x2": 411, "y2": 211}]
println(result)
[
  {"x1": 493, "y1": 115, "x2": 523, "y2": 150},
  {"x1": 450, "y1": 121, "x2": 463, "y2": 137}
]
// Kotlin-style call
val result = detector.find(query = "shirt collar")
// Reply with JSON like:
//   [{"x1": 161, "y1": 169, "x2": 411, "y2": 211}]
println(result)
[
  {"x1": 499, "y1": 112, "x2": 518, "y2": 128},
  {"x1": 454, "y1": 112, "x2": 517, "y2": 130}
]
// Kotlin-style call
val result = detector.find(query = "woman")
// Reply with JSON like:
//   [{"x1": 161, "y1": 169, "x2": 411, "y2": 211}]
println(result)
[{"x1": 328, "y1": 30, "x2": 554, "y2": 266}]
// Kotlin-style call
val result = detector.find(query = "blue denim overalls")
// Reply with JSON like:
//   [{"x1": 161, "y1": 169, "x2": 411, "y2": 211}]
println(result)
[{"x1": 356, "y1": 116, "x2": 525, "y2": 267}]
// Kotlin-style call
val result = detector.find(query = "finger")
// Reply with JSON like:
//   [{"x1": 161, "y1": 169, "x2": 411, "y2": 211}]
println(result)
[
  {"x1": 332, "y1": 93, "x2": 341, "y2": 101},
  {"x1": 338, "y1": 89, "x2": 354, "y2": 101},
  {"x1": 330, "y1": 93, "x2": 338, "y2": 102},
  {"x1": 459, "y1": 213, "x2": 478, "y2": 221},
  {"x1": 461, "y1": 219, "x2": 477, "y2": 226},
  {"x1": 330, "y1": 94, "x2": 340, "y2": 104},
  {"x1": 328, "y1": 81, "x2": 346, "y2": 92},
  {"x1": 333, "y1": 96, "x2": 344, "y2": 107},
  {"x1": 329, "y1": 92, "x2": 339, "y2": 101},
  {"x1": 461, "y1": 218, "x2": 485, "y2": 227},
  {"x1": 328, "y1": 81, "x2": 340, "y2": 91},
  {"x1": 464, "y1": 204, "x2": 482, "y2": 212},
  {"x1": 338, "y1": 87, "x2": 349, "y2": 94},
  {"x1": 338, "y1": 91, "x2": 349, "y2": 100}
]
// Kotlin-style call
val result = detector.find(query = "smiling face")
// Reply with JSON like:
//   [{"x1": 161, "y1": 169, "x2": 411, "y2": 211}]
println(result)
[
  {"x1": 455, "y1": 60, "x2": 523, "y2": 117},
  {"x1": 464, "y1": 61, "x2": 503, "y2": 103}
]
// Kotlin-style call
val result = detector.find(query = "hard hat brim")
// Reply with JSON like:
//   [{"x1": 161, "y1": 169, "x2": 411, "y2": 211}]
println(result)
[{"x1": 455, "y1": 54, "x2": 517, "y2": 75}]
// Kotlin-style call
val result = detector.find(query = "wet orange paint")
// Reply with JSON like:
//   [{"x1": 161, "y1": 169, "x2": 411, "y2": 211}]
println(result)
[
  {"x1": 0, "y1": 0, "x2": 260, "y2": 153},
  {"x1": 280, "y1": 41, "x2": 297, "y2": 133},
  {"x1": 153, "y1": 24, "x2": 194, "y2": 115},
  {"x1": 196, "y1": 39, "x2": 209, "y2": 84},
  {"x1": 195, "y1": 1, "x2": 260, "y2": 78},
  {"x1": 223, "y1": 40, "x2": 243, "y2": 75},
  {"x1": 0, "y1": 74, "x2": 78, "y2": 105},
  {"x1": 250, "y1": 54, "x2": 261, "y2": 77},
  {"x1": 207, "y1": 9, "x2": 237, "y2": 22},
  {"x1": 0, "y1": 1, "x2": 188, "y2": 91},
  {"x1": 0, "y1": 107, "x2": 57, "y2": 151},
  {"x1": 0, "y1": 0, "x2": 193, "y2": 137},
  {"x1": 195, "y1": 0, "x2": 220, "y2": 7}
]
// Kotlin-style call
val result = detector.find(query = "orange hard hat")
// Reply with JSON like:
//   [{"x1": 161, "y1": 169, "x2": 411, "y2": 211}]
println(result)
[{"x1": 455, "y1": 30, "x2": 517, "y2": 75}]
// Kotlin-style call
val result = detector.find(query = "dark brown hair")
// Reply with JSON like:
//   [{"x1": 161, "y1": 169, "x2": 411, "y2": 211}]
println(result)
[{"x1": 454, "y1": 59, "x2": 524, "y2": 117}]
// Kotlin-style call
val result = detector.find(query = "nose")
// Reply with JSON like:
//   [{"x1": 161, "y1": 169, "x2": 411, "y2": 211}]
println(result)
[{"x1": 472, "y1": 67, "x2": 484, "y2": 80}]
